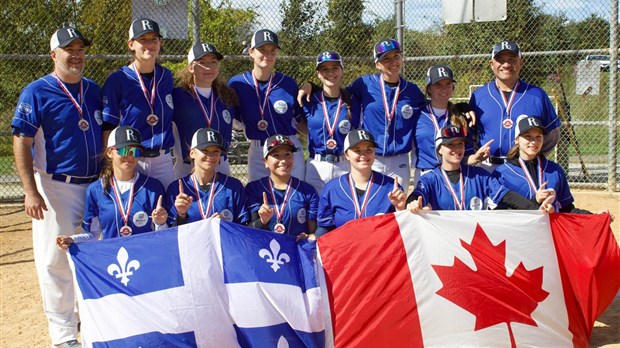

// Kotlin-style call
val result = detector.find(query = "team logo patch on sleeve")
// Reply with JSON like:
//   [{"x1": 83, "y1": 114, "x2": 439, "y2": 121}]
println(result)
[
  {"x1": 17, "y1": 102, "x2": 32, "y2": 115},
  {"x1": 338, "y1": 120, "x2": 351, "y2": 134},
  {"x1": 297, "y1": 208, "x2": 307, "y2": 224},
  {"x1": 133, "y1": 211, "x2": 149, "y2": 227},
  {"x1": 222, "y1": 110, "x2": 231, "y2": 124},
  {"x1": 273, "y1": 100, "x2": 288, "y2": 114},
  {"x1": 166, "y1": 94, "x2": 174, "y2": 109},
  {"x1": 401, "y1": 104, "x2": 414, "y2": 119}
]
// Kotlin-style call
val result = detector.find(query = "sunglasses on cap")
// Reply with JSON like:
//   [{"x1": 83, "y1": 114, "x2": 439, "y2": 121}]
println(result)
[
  {"x1": 316, "y1": 51, "x2": 342, "y2": 66},
  {"x1": 375, "y1": 40, "x2": 400, "y2": 55},
  {"x1": 440, "y1": 126, "x2": 466, "y2": 138},
  {"x1": 267, "y1": 137, "x2": 295, "y2": 150},
  {"x1": 115, "y1": 147, "x2": 142, "y2": 157}
]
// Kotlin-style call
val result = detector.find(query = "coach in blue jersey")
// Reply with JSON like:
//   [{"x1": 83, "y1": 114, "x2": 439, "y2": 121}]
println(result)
[
  {"x1": 168, "y1": 128, "x2": 248, "y2": 225},
  {"x1": 102, "y1": 18, "x2": 176, "y2": 187},
  {"x1": 317, "y1": 130, "x2": 407, "y2": 236},
  {"x1": 494, "y1": 116, "x2": 592, "y2": 214},
  {"x1": 56, "y1": 126, "x2": 168, "y2": 246},
  {"x1": 172, "y1": 42, "x2": 238, "y2": 178},
  {"x1": 407, "y1": 125, "x2": 554, "y2": 212},
  {"x1": 245, "y1": 135, "x2": 319, "y2": 240},
  {"x1": 470, "y1": 41, "x2": 560, "y2": 171},
  {"x1": 303, "y1": 51, "x2": 361, "y2": 194},
  {"x1": 12, "y1": 27, "x2": 101, "y2": 347},
  {"x1": 228, "y1": 29, "x2": 305, "y2": 182}
]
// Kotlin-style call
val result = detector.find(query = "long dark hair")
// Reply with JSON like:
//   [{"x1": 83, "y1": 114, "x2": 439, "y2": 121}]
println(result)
[{"x1": 176, "y1": 65, "x2": 238, "y2": 107}]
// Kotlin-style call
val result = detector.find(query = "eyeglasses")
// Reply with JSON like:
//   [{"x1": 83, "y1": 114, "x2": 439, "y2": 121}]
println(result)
[
  {"x1": 374, "y1": 40, "x2": 401, "y2": 55},
  {"x1": 115, "y1": 147, "x2": 142, "y2": 157},
  {"x1": 316, "y1": 51, "x2": 342, "y2": 65}
]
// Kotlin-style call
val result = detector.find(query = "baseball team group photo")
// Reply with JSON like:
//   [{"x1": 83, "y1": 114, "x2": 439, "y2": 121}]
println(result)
[{"x1": 1, "y1": 0, "x2": 619, "y2": 347}]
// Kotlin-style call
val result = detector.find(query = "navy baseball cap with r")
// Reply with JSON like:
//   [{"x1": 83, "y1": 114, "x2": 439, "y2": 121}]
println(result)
[
  {"x1": 435, "y1": 125, "x2": 470, "y2": 151},
  {"x1": 188, "y1": 42, "x2": 223, "y2": 63},
  {"x1": 374, "y1": 39, "x2": 401, "y2": 63},
  {"x1": 108, "y1": 126, "x2": 142, "y2": 149},
  {"x1": 251, "y1": 29, "x2": 280, "y2": 49},
  {"x1": 514, "y1": 115, "x2": 548, "y2": 139},
  {"x1": 191, "y1": 128, "x2": 226, "y2": 150},
  {"x1": 129, "y1": 18, "x2": 162, "y2": 40},
  {"x1": 491, "y1": 40, "x2": 522, "y2": 59},
  {"x1": 263, "y1": 135, "x2": 297, "y2": 158},
  {"x1": 344, "y1": 129, "x2": 379, "y2": 151},
  {"x1": 426, "y1": 65, "x2": 456, "y2": 86},
  {"x1": 50, "y1": 27, "x2": 91, "y2": 51}
]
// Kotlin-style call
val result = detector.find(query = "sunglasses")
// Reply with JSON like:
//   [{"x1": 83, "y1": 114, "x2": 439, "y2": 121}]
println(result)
[
  {"x1": 316, "y1": 51, "x2": 342, "y2": 65},
  {"x1": 440, "y1": 126, "x2": 465, "y2": 138},
  {"x1": 375, "y1": 40, "x2": 401, "y2": 55},
  {"x1": 115, "y1": 146, "x2": 142, "y2": 157}
]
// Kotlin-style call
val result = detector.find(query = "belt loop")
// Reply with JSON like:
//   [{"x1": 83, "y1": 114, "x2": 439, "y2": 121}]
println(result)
[
  {"x1": 314, "y1": 154, "x2": 320, "y2": 161},
  {"x1": 65, "y1": 175, "x2": 71, "y2": 183}
]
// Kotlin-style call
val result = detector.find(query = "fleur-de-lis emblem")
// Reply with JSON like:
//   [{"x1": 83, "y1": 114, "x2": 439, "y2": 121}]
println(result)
[
  {"x1": 259, "y1": 239, "x2": 290, "y2": 272},
  {"x1": 277, "y1": 336, "x2": 289, "y2": 348},
  {"x1": 107, "y1": 247, "x2": 140, "y2": 286}
]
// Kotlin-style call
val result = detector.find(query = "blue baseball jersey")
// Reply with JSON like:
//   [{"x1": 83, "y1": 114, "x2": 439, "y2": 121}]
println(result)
[
  {"x1": 470, "y1": 79, "x2": 560, "y2": 157},
  {"x1": 413, "y1": 166, "x2": 509, "y2": 210},
  {"x1": 82, "y1": 173, "x2": 166, "y2": 239},
  {"x1": 302, "y1": 91, "x2": 361, "y2": 157},
  {"x1": 318, "y1": 171, "x2": 400, "y2": 228},
  {"x1": 245, "y1": 177, "x2": 318, "y2": 237},
  {"x1": 228, "y1": 71, "x2": 301, "y2": 140},
  {"x1": 102, "y1": 64, "x2": 175, "y2": 149},
  {"x1": 167, "y1": 173, "x2": 249, "y2": 225},
  {"x1": 493, "y1": 157, "x2": 574, "y2": 209},
  {"x1": 11, "y1": 74, "x2": 103, "y2": 177},
  {"x1": 172, "y1": 87, "x2": 237, "y2": 161},
  {"x1": 347, "y1": 74, "x2": 425, "y2": 156}
]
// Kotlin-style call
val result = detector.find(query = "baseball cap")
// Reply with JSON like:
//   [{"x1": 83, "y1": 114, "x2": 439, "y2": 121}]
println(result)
[
  {"x1": 343, "y1": 129, "x2": 379, "y2": 152},
  {"x1": 491, "y1": 40, "x2": 522, "y2": 59},
  {"x1": 188, "y1": 42, "x2": 223, "y2": 63},
  {"x1": 191, "y1": 128, "x2": 226, "y2": 150},
  {"x1": 514, "y1": 115, "x2": 548, "y2": 139},
  {"x1": 316, "y1": 51, "x2": 343, "y2": 69},
  {"x1": 108, "y1": 126, "x2": 142, "y2": 149},
  {"x1": 263, "y1": 135, "x2": 298, "y2": 158},
  {"x1": 251, "y1": 29, "x2": 280, "y2": 49},
  {"x1": 129, "y1": 18, "x2": 162, "y2": 40},
  {"x1": 435, "y1": 125, "x2": 470, "y2": 151},
  {"x1": 50, "y1": 27, "x2": 91, "y2": 51},
  {"x1": 426, "y1": 65, "x2": 456, "y2": 86},
  {"x1": 373, "y1": 39, "x2": 401, "y2": 63}
]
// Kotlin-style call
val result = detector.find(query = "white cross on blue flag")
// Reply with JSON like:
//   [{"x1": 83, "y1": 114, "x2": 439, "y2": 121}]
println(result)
[{"x1": 68, "y1": 218, "x2": 324, "y2": 347}]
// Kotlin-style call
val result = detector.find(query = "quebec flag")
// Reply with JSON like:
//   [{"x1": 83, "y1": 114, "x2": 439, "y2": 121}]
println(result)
[{"x1": 68, "y1": 218, "x2": 325, "y2": 347}]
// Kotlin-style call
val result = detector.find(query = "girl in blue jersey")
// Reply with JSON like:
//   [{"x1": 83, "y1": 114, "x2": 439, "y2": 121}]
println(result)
[
  {"x1": 412, "y1": 65, "x2": 492, "y2": 186},
  {"x1": 56, "y1": 126, "x2": 168, "y2": 248},
  {"x1": 245, "y1": 135, "x2": 319, "y2": 241},
  {"x1": 168, "y1": 128, "x2": 249, "y2": 226},
  {"x1": 228, "y1": 29, "x2": 305, "y2": 182},
  {"x1": 101, "y1": 18, "x2": 176, "y2": 188},
  {"x1": 303, "y1": 51, "x2": 361, "y2": 194},
  {"x1": 317, "y1": 130, "x2": 407, "y2": 236},
  {"x1": 493, "y1": 115, "x2": 592, "y2": 214},
  {"x1": 172, "y1": 42, "x2": 239, "y2": 179},
  {"x1": 407, "y1": 125, "x2": 555, "y2": 212}
]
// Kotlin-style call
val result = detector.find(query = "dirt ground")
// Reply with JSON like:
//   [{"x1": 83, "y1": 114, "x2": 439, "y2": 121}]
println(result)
[{"x1": 1, "y1": 190, "x2": 619, "y2": 347}]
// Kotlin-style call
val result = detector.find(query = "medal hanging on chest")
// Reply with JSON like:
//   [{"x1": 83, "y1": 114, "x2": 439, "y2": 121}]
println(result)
[
  {"x1": 110, "y1": 175, "x2": 137, "y2": 237},
  {"x1": 321, "y1": 93, "x2": 343, "y2": 151},
  {"x1": 267, "y1": 177, "x2": 293, "y2": 234},
  {"x1": 134, "y1": 63, "x2": 159, "y2": 127},
  {"x1": 52, "y1": 73, "x2": 88, "y2": 131},
  {"x1": 253, "y1": 72, "x2": 274, "y2": 132}
]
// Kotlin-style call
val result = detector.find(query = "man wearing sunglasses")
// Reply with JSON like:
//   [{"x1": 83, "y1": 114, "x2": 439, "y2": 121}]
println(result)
[
  {"x1": 11, "y1": 27, "x2": 102, "y2": 348},
  {"x1": 470, "y1": 40, "x2": 561, "y2": 172}
]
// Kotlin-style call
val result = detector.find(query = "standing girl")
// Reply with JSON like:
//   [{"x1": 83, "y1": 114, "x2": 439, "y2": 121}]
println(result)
[
  {"x1": 172, "y1": 42, "x2": 238, "y2": 178},
  {"x1": 228, "y1": 29, "x2": 305, "y2": 182},
  {"x1": 57, "y1": 126, "x2": 168, "y2": 247},
  {"x1": 102, "y1": 18, "x2": 176, "y2": 187}
]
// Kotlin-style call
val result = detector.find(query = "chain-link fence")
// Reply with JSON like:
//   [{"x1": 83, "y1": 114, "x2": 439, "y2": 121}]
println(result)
[{"x1": 1, "y1": 0, "x2": 618, "y2": 202}]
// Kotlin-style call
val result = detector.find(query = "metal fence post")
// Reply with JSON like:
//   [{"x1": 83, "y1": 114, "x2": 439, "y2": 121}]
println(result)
[{"x1": 609, "y1": 0, "x2": 618, "y2": 192}]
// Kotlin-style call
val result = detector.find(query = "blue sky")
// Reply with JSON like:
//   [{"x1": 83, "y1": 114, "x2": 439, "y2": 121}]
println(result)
[{"x1": 233, "y1": 0, "x2": 615, "y2": 32}]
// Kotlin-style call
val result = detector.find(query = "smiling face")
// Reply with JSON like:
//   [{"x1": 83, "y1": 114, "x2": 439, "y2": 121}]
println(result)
[
  {"x1": 490, "y1": 51, "x2": 523, "y2": 87},
  {"x1": 250, "y1": 43, "x2": 278, "y2": 70},
  {"x1": 438, "y1": 139, "x2": 465, "y2": 169},
  {"x1": 109, "y1": 146, "x2": 139, "y2": 175},
  {"x1": 345, "y1": 141, "x2": 376, "y2": 172},
  {"x1": 191, "y1": 145, "x2": 222, "y2": 175},
  {"x1": 190, "y1": 53, "x2": 220, "y2": 87},
  {"x1": 51, "y1": 40, "x2": 86, "y2": 80},
  {"x1": 517, "y1": 127, "x2": 544, "y2": 160},
  {"x1": 317, "y1": 62, "x2": 343, "y2": 90},
  {"x1": 264, "y1": 146, "x2": 294, "y2": 179},
  {"x1": 427, "y1": 79, "x2": 454, "y2": 106},
  {"x1": 128, "y1": 32, "x2": 161, "y2": 62},
  {"x1": 375, "y1": 50, "x2": 402, "y2": 82}
]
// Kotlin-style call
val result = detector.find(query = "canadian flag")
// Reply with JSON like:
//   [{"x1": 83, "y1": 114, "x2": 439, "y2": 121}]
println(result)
[{"x1": 317, "y1": 211, "x2": 620, "y2": 348}]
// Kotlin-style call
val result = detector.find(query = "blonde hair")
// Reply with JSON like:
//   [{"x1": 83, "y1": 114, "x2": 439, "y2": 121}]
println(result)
[{"x1": 176, "y1": 65, "x2": 238, "y2": 107}]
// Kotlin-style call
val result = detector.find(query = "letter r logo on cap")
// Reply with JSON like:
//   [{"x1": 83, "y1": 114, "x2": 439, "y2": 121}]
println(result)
[
  {"x1": 126, "y1": 129, "x2": 137, "y2": 142},
  {"x1": 501, "y1": 41, "x2": 512, "y2": 50},
  {"x1": 66, "y1": 28, "x2": 77, "y2": 38},
  {"x1": 206, "y1": 131, "x2": 216, "y2": 142},
  {"x1": 358, "y1": 130, "x2": 370, "y2": 140},
  {"x1": 263, "y1": 31, "x2": 273, "y2": 42},
  {"x1": 142, "y1": 20, "x2": 153, "y2": 31}
]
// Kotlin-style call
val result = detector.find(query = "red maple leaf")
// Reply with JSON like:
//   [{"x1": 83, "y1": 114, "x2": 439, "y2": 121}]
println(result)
[{"x1": 432, "y1": 223, "x2": 550, "y2": 347}]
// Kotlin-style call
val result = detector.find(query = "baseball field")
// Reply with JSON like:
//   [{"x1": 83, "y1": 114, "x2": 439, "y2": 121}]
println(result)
[{"x1": 1, "y1": 190, "x2": 618, "y2": 347}]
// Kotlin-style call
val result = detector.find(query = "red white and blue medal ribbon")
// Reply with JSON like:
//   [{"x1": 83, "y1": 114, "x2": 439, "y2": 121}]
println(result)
[
  {"x1": 53, "y1": 73, "x2": 84, "y2": 117},
  {"x1": 380, "y1": 74, "x2": 400, "y2": 124},
  {"x1": 440, "y1": 167, "x2": 465, "y2": 210},
  {"x1": 252, "y1": 72, "x2": 274, "y2": 122},
  {"x1": 191, "y1": 173, "x2": 218, "y2": 219},
  {"x1": 518, "y1": 156, "x2": 544, "y2": 193},
  {"x1": 348, "y1": 173, "x2": 374, "y2": 219},
  {"x1": 111, "y1": 174, "x2": 137, "y2": 228},
  {"x1": 427, "y1": 105, "x2": 448, "y2": 134},
  {"x1": 320, "y1": 93, "x2": 343, "y2": 142},
  {"x1": 133, "y1": 63, "x2": 157, "y2": 115},
  {"x1": 267, "y1": 177, "x2": 293, "y2": 224},
  {"x1": 497, "y1": 80, "x2": 520, "y2": 119},
  {"x1": 193, "y1": 85, "x2": 215, "y2": 127}
]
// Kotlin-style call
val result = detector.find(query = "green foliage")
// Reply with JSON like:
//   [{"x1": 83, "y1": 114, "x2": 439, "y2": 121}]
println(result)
[{"x1": 197, "y1": 0, "x2": 256, "y2": 55}]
